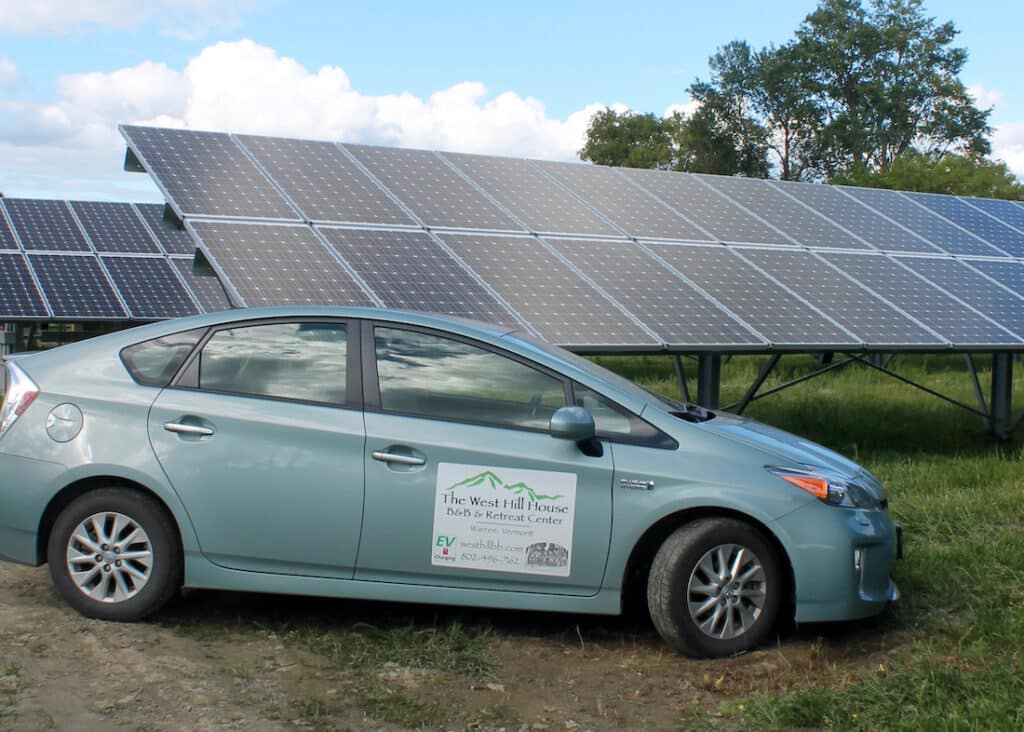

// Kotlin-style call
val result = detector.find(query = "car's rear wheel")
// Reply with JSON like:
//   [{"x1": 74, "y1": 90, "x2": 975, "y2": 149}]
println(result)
[
  {"x1": 647, "y1": 517, "x2": 782, "y2": 657},
  {"x1": 47, "y1": 488, "x2": 181, "y2": 621}
]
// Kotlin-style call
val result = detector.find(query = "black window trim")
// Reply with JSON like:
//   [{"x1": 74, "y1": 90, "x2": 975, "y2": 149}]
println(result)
[
  {"x1": 363, "y1": 320, "x2": 572, "y2": 435},
  {"x1": 169, "y1": 316, "x2": 363, "y2": 411}
]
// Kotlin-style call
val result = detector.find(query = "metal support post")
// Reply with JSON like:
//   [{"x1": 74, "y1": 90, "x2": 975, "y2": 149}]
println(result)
[
  {"x1": 989, "y1": 352, "x2": 1014, "y2": 439},
  {"x1": 672, "y1": 354, "x2": 690, "y2": 403},
  {"x1": 0, "y1": 323, "x2": 15, "y2": 357},
  {"x1": 696, "y1": 353, "x2": 721, "y2": 409}
]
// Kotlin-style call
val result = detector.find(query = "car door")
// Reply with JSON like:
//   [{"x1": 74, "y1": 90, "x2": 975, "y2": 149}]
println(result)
[
  {"x1": 147, "y1": 318, "x2": 365, "y2": 579},
  {"x1": 356, "y1": 323, "x2": 614, "y2": 596}
]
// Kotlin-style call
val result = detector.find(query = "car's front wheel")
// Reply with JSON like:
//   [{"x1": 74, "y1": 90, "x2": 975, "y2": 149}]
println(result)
[
  {"x1": 647, "y1": 517, "x2": 782, "y2": 657},
  {"x1": 47, "y1": 488, "x2": 181, "y2": 621}
]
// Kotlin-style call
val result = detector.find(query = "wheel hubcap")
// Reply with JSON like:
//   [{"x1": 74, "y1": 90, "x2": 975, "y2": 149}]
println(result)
[
  {"x1": 66, "y1": 512, "x2": 153, "y2": 603},
  {"x1": 687, "y1": 543, "x2": 766, "y2": 640}
]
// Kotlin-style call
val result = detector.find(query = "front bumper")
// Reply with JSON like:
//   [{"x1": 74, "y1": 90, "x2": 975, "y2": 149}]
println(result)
[{"x1": 772, "y1": 501, "x2": 900, "y2": 623}]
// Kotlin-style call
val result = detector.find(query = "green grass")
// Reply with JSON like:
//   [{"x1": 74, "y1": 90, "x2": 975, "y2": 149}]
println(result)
[{"x1": 595, "y1": 353, "x2": 1024, "y2": 730}]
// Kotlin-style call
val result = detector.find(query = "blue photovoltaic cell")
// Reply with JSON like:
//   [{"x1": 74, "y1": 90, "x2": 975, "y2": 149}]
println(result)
[
  {"x1": 439, "y1": 233, "x2": 658, "y2": 347},
  {"x1": 961, "y1": 197, "x2": 1024, "y2": 236},
  {"x1": 3, "y1": 199, "x2": 89, "y2": 251},
  {"x1": 771, "y1": 179, "x2": 932, "y2": 253},
  {"x1": 648, "y1": 243, "x2": 857, "y2": 347},
  {"x1": 0, "y1": 208, "x2": 17, "y2": 250},
  {"x1": 237, "y1": 134, "x2": 415, "y2": 226},
  {"x1": 897, "y1": 256, "x2": 1024, "y2": 340},
  {"x1": 739, "y1": 248, "x2": 939, "y2": 345},
  {"x1": 189, "y1": 222, "x2": 375, "y2": 307},
  {"x1": 535, "y1": 161, "x2": 711, "y2": 241},
  {"x1": 841, "y1": 186, "x2": 988, "y2": 256},
  {"x1": 171, "y1": 258, "x2": 234, "y2": 313},
  {"x1": 102, "y1": 256, "x2": 200, "y2": 319},
  {"x1": 621, "y1": 168, "x2": 791, "y2": 245},
  {"x1": 135, "y1": 204, "x2": 195, "y2": 255},
  {"x1": 442, "y1": 152, "x2": 618, "y2": 236},
  {"x1": 0, "y1": 253, "x2": 48, "y2": 318},
  {"x1": 965, "y1": 259, "x2": 1024, "y2": 296},
  {"x1": 545, "y1": 238, "x2": 761, "y2": 347},
  {"x1": 821, "y1": 252, "x2": 1018, "y2": 346},
  {"x1": 70, "y1": 201, "x2": 161, "y2": 254},
  {"x1": 700, "y1": 175, "x2": 866, "y2": 249},
  {"x1": 345, "y1": 144, "x2": 520, "y2": 231},
  {"x1": 28, "y1": 254, "x2": 126, "y2": 318},
  {"x1": 121, "y1": 126, "x2": 299, "y2": 220},
  {"x1": 905, "y1": 192, "x2": 1024, "y2": 257},
  {"x1": 319, "y1": 227, "x2": 516, "y2": 325}
]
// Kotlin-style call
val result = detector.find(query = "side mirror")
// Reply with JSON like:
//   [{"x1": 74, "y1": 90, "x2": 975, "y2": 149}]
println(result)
[{"x1": 549, "y1": 406, "x2": 596, "y2": 442}]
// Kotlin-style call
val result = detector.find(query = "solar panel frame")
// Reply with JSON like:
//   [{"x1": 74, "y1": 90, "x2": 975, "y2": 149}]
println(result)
[
  {"x1": 318, "y1": 226, "x2": 519, "y2": 326},
  {"x1": 646, "y1": 242, "x2": 860, "y2": 348},
  {"x1": 904, "y1": 191, "x2": 1024, "y2": 257},
  {"x1": 543, "y1": 238, "x2": 766, "y2": 348},
  {"x1": 133, "y1": 203, "x2": 196, "y2": 255},
  {"x1": 235, "y1": 134, "x2": 417, "y2": 226},
  {"x1": 70, "y1": 201, "x2": 162, "y2": 254},
  {"x1": 0, "y1": 252, "x2": 50, "y2": 318},
  {"x1": 437, "y1": 233, "x2": 661, "y2": 350},
  {"x1": 27, "y1": 253, "x2": 128, "y2": 319},
  {"x1": 186, "y1": 221, "x2": 378, "y2": 308},
  {"x1": 3, "y1": 199, "x2": 91, "y2": 252},
  {"x1": 101, "y1": 255, "x2": 201, "y2": 320},
  {"x1": 169, "y1": 256, "x2": 235, "y2": 313},
  {"x1": 119, "y1": 125, "x2": 301, "y2": 221},
  {"x1": 0, "y1": 203, "x2": 19, "y2": 251}
]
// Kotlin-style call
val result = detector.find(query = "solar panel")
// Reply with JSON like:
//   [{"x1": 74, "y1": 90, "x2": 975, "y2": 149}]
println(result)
[
  {"x1": 648, "y1": 243, "x2": 858, "y2": 347},
  {"x1": 120, "y1": 126, "x2": 299, "y2": 220},
  {"x1": 170, "y1": 258, "x2": 234, "y2": 313},
  {"x1": 960, "y1": 197, "x2": 1024, "y2": 240},
  {"x1": 621, "y1": 168, "x2": 791, "y2": 245},
  {"x1": 739, "y1": 248, "x2": 940, "y2": 346},
  {"x1": 135, "y1": 204, "x2": 195, "y2": 255},
  {"x1": 188, "y1": 222, "x2": 375, "y2": 307},
  {"x1": 0, "y1": 253, "x2": 48, "y2": 317},
  {"x1": 545, "y1": 239, "x2": 762, "y2": 347},
  {"x1": 535, "y1": 161, "x2": 710, "y2": 241},
  {"x1": 842, "y1": 186, "x2": 994, "y2": 256},
  {"x1": 438, "y1": 233, "x2": 658, "y2": 347},
  {"x1": 70, "y1": 201, "x2": 161, "y2": 254},
  {"x1": 963, "y1": 258, "x2": 1024, "y2": 297},
  {"x1": 236, "y1": 134, "x2": 415, "y2": 226},
  {"x1": 771, "y1": 179, "x2": 930, "y2": 253},
  {"x1": 28, "y1": 254, "x2": 127, "y2": 318},
  {"x1": 821, "y1": 252, "x2": 1019, "y2": 346},
  {"x1": 3, "y1": 199, "x2": 90, "y2": 251},
  {"x1": 699, "y1": 175, "x2": 867, "y2": 250},
  {"x1": 101, "y1": 256, "x2": 200, "y2": 319},
  {"x1": 0, "y1": 207, "x2": 17, "y2": 250},
  {"x1": 897, "y1": 256, "x2": 1024, "y2": 340},
  {"x1": 904, "y1": 192, "x2": 1024, "y2": 257},
  {"x1": 344, "y1": 144, "x2": 519, "y2": 231},
  {"x1": 318, "y1": 227, "x2": 516, "y2": 325},
  {"x1": 441, "y1": 152, "x2": 618, "y2": 236}
]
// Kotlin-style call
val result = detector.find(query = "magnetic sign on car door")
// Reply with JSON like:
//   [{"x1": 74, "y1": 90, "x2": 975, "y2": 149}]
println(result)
[{"x1": 432, "y1": 463, "x2": 577, "y2": 577}]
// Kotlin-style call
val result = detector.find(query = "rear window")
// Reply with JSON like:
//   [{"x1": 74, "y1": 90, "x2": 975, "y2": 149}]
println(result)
[{"x1": 120, "y1": 329, "x2": 205, "y2": 387}]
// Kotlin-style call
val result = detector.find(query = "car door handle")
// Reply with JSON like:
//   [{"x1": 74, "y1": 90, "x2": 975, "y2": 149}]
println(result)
[
  {"x1": 372, "y1": 451, "x2": 425, "y2": 466},
  {"x1": 164, "y1": 422, "x2": 215, "y2": 437}
]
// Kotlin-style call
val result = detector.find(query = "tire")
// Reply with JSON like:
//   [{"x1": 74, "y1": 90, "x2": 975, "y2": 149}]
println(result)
[
  {"x1": 647, "y1": 518, "x2": 782, "y2": 657},
  {"x1": 47, "y1": 488, "x2": 182, "y2": 622}
]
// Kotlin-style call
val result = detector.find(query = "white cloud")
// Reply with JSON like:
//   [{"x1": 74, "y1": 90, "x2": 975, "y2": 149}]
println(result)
[
  {"x1": 968, "y1": 85, "x2": 1003, "y2": 111},
  {"x1": 664, "y1": 99, "x2": 701, "y2": 118},
  {"x1": 0, "y1": 0, "x2": 256, "y2": 38},
  {"x1": 1, "y1": 39, "x2": 620, "y2": 199},
  {"x1": 992, "y1": 122, "x2": 1024, "y2": 180},
  {"x1": 0, "y1": 56, "x2": 15, "y2": 86}
]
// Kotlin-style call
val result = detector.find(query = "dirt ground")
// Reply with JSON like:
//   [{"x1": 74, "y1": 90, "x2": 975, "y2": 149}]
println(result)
[{"x1": 0, "y1": 562, "x2": 902, "y2": 731}]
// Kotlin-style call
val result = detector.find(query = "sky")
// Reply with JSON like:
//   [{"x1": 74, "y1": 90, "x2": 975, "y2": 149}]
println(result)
[{"x1": 1, "y1": 0, "x2": 1022, "y2": 202}]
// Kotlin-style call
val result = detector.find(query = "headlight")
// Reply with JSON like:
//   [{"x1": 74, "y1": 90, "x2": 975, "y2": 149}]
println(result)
[{"x1": 766, "y1": 465, "x2": 880, "y2": 510}]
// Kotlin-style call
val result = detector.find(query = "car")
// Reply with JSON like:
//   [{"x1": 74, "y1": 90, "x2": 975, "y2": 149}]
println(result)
[{"x1": 0, "y1": 307, "x2": 900, "y2": 657}]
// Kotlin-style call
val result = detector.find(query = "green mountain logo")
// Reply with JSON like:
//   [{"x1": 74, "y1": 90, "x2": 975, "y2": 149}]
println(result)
[{"x1": 447, "y1": 470, "x2": 562, "y2": 502}]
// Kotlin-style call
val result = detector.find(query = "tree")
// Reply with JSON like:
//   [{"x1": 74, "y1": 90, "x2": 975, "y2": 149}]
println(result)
[
  {"x1": 577, "y1": 109, "x2": 675, "y2": 170},
  {"x1": 832, "y1": 152, "x2": 1024, "y2": 199}
]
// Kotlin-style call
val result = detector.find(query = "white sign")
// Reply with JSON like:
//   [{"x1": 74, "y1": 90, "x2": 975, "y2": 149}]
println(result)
[{"x1": 432, "y1": 462, "x2": 577, "y2": 577}]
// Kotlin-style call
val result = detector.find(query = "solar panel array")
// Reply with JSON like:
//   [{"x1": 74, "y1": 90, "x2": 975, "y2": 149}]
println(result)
[
  {"x1": 112, "y1": 124, "x2": 1024, "y2": 352},
  {"x1": 0, "y1": 197, "x2": 233, "y2": 320}
]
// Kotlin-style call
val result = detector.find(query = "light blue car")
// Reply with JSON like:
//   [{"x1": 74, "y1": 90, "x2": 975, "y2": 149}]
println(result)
[{"x1": 0, "y1": 308, "x2": 900, "y2": 657}]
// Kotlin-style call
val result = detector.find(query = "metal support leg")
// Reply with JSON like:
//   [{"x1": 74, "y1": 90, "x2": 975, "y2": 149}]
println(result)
[
  {"x1": 696, "y1": 353, "x2": 721, "y2": 409},
  {"x1": 734, "y1": 354, "x2": 781, "y2": 415},
  {"x1": 672, "y1": 354, "x2": 690, "y2": 403},
  {"x1": 990, "y1": 352, "x2": 1014, "y2": 439}
]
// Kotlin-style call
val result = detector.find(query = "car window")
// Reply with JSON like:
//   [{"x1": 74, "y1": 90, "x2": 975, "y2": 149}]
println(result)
[
  {"x1": 120, "y1": 328, "x2": 205, "y2": 387},
  {"x1": 374, "y1": 327, "x2": 566, "y2": 430},
  {"x1": 199, "y1": 322, "x2": 347, "y2": 405},
  {"x1": 574, "y1": 384, "x2": 677, "y2": 449}
]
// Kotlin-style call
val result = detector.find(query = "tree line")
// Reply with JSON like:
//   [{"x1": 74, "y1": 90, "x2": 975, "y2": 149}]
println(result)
[{"x1": 580, "y1": 0, "x2": 1023, "y2": 199}]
